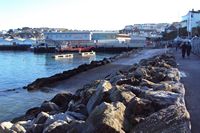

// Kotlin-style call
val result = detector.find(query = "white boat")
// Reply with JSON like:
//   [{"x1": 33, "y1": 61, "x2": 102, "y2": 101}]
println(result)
[
  {"x1": 52, "y1": 54, "x2": 73, "y2": 59},
  {"x1": 81, "y1": 51, "x2": 96, "y2": 57}
]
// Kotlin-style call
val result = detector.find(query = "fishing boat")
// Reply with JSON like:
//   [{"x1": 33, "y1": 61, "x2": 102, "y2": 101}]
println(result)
[
  {"x1": 81, "y1": 51, "x2": 96, "y2": 57},
  {"x1": 52, "y1": 54, "x2": 73, "y2": 59}
]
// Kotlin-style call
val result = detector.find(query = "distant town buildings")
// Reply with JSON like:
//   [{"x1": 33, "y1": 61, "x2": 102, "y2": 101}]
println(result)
[
  {"x1": 121, "y1": 23, "x2": 168, "y2": 38},
  {"x1": 0, "y1": 37, "x2": 36, "y2": 46},
  {"x1": 44, "y1": 31, "x2": 119, "y2": 46},
  {"x1": 181, "y1": 9, "x2": 200, "y2": 32}
]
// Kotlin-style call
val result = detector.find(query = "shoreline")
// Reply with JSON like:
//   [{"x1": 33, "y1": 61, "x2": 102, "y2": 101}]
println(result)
[
  {"x1": 0, "y1": 49, "x2": 191, "y2": 133},
  {"x1": 0, "y1": 45, "x2": 137, "y2": 53},
  {"x1": 24, "y1": 49, "x2": 139, "y2": 91}
]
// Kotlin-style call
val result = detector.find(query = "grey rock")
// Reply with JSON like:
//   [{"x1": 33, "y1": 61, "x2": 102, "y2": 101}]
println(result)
[
  {"x1": 30, "y1": 124, "x2": 44, "y2": 133},
  {"x1": 134, "y1": 67, "x2": 148, "y2": 79},
  {"x1": 50, "y1": 92, "x2": 73, "y2": 110},
  {"x1": 0, "y1": 121, "x2": 14, "y2": 133},
  {"x1": 125, "y1": 97, "x2": 154, "y2": 126},
  {"x1": 131, "y1": 105, "x2": 191, "y2": 133},
  {"x1": 143, "y1": 90, "x2": 184, "y2": 107},
  {"x1": 108, "y1": 74, "x2": 126, "y2": 85},
  {"x1": 66, "y1": 121, "x2": 85, "y2": 133},
  {"x1": 164, "y1": 68, "x2": 180, "y2": 81},
  {"x1": 11, "y1": 123, "x2": 26, "y2": 133},
  {"x1": 109, "y1": 85, "x2": 136, "y2": 105},
  {"x1": 43, "y1": 120, "x2": 69, "y2": 133},
  {"x1": 16, "y1": 120, "x2": 33, "y2": 130},
  {"x1": 85, "y1": 102, "x2": 126, "y2": 133},
  {"x1": 86, "y1": 80, "x2": 112, "y2": 114},
  {"x1": 44, "y1": 111, "x2": 85, "y2": 127},
  {"x1": 34, "y1": 112, "x2": 50, "y2": 124},
  {"x1": 41, "y1": 101, "x2": 60, "y2": 112}
]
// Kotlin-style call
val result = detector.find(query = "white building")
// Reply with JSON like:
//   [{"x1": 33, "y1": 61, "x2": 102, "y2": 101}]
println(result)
[
  {"x1": 44, "y1": 32, "x2": 92, "y2": 46},
  {"x1": 12, "y1": 38, "x2": 25, "y2": 45},
  {"x1": 23, "y1": 38, "x2": 37, "y2": 45},
  {"x1": 0, "y1": 38, "x2": 36, "y2": 46},
  {"x1": 44, "y1": 32, "x2": 91, "y2": 41},
  {"x1": 182, "y1": 9, "x2": 200, "y2": 32},
  {"x1": 133, "y1": 23, "x2": 168, "y2": 33},
  {"x1": 124, "y1": 25, "x2": 134, "y2": 30},
  {"x1": 0, "y1": 38, "x2": 12, "y2": 45}
]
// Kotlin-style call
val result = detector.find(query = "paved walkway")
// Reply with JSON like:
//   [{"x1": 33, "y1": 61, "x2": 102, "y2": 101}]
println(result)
[{"x1": 174, "y1": 49, "x2": 200, "y2": 133}]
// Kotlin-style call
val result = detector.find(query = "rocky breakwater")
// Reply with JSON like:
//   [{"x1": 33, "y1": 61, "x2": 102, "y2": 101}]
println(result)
[
  {"x1": 25, "y1": 50, "x2": 138, "y2": 91},
  {"x1": 0, "y1": 53, "x2": 191, "y2": 133}
]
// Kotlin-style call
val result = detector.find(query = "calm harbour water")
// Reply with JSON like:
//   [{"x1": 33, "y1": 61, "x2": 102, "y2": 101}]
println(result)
[{"x1": 0, "y1": 51, "x2": 115, "y2": 121}]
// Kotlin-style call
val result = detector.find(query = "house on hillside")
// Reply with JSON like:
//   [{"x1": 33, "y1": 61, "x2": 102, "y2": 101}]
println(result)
[
  {"x1": 165, "y1": 25, "x2": 177, "y2": 33},
  {"x1": 181, "y1": 9, "x2": 200, "y2": 32},
  {"x1": 23, "y1": 38, "x2": 37, "y2": 45},
  {"x1": 0, "y1": 38, "x2": 12, "y2": 45}
]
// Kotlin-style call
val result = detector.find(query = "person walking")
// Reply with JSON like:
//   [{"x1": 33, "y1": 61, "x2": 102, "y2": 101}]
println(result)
[
  {"x1": 186, "y1": 41, "x2": 192, "y2": 57},
  {"x1": 180, "y1": 41, "x2": 187, "y2": 58}
]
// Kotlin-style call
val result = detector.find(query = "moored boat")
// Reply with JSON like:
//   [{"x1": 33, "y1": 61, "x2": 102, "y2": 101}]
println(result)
[
  {"x1": 52, "y1": 54, "x2": 73, "y2": 59},
  {"x1": 81, "y1": 51, "x2": 96, "y2": 57}
]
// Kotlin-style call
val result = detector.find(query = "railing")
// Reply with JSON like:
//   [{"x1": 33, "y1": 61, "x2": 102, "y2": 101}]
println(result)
[{"x1": 191, "y1": 37, "x2": 200, "y2": 55}]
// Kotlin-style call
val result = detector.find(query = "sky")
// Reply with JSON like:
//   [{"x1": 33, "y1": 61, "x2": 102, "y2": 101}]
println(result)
[{"x1": 0, "y1": 0, "x2": 200, "y2": 30}]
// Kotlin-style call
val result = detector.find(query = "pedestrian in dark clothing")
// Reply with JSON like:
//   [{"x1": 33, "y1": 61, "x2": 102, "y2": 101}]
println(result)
[
  {"x1": 180, "y1": 41, "x2": 187, "y2": 58},
  {"x1": 186, "y1": 41, "x2": 192, "y2": 57}
]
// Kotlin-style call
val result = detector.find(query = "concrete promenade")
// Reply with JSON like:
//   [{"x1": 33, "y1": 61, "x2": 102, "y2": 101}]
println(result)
[{"x1": 174, "y1": 49, "x2": 200, "y2": 133}]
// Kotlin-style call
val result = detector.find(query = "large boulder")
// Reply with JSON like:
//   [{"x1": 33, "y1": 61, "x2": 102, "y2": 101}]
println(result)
[
  {"x1": 74, "y1": 80, "x2": 101, "y2": 105},
  {"x1": 107, "y1": 73, "x2": 126, "y2": 85},
  {"x1": 68, "y1": 81, "x2": 101, "y2": 116},
  {"x1": 40, "y1": 101, "x2": 60, "y2": 112},
  {"x1": 125, "y1": 97, "x2": 154, "y2": 126},
  {"x1": 65, "y1": 121, "x2": 85, "y2": 133},
  {"x1": 85, "y1": 102, "x2": 127, "y2": 133},
  {"x1": 11, "y1": 123, "x2": 26, "y2": 133},
  {"x1": 16, "y1": 120, "x2": 33, "y2": 130},
  {"x1": 125, "y1": 85, "x2": 184, "y2": 109},
  {"x1": 25, "y1": 107, "x2": 42, "y2": 118},
  {"x1": 164, "y1": 68, "x2": 180, "y2": 81},
  {"x1": 142, "y1": 90, "x2": 184, "y2": 107},
  {"x1": 29, "y1": 124, "x2": 44, "y2": 133},
  {"x1": 116, "y1": 77, "x2": 140, "y2": 86},
  {"x1": 131, "y1": 105, "x2": 191, "y2": 133},
  {"x1": 50, "y1": 93, "x2": 73, "y2": 106},
  {"x1": 134, "y1": 67, "x2": 148, "y2": 79},
  {"x1": 43, "y1": 120, "x2": 69, "y2": 133},
  {"x1": 44, "y1": 111, "x2": 86, "y2": 127},
  {"x1": 0, "y1": 122, "x2": 26, "y2": 133},
  {"x1": 50, "y1": 92, "x2": 73, "y2": 111},
  {"x1": 34, "y1": 112, "x2": 50, "y2": 124},
  {"x1": 109, "y1": 85, "x2": 136, "y2": 105},
  {"x1": 86, "y1": 80, "x2": 112, "y2": 113},
  {"x1": 0, "y1": 121, "x2": 14, "y2": 133},
  {"x1": 111, "y1": 75, "x2": 127, "y2": 85},
  {"x1": 153, "y1": 81, "x2": 185, "y2": 94}
]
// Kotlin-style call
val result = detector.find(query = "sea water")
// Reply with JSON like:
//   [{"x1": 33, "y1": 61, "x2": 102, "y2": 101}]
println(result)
[{"x1": 0, "y1": 51, "x2": 115, "y2": 121}]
